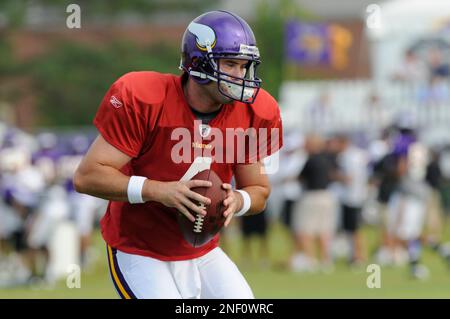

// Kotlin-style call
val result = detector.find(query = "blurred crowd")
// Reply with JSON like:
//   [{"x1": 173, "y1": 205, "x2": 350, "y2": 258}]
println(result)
[
  {"x1": 243, "y1": 123, "x2": 450, "y2": 279},
  {"x1": 0, "y1": 122, "x2": 106, "y2": 287},
  {"x1": 1, "y1": 120, "x2": 450, "y2": 288},
  {"x1": 392, "y1": 46, "x2": 449, "y2": 105}
]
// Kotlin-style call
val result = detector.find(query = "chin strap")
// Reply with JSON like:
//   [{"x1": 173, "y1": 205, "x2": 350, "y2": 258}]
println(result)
[{"x1": 189, "y1": 70, "x2": 217, "y2": 81}]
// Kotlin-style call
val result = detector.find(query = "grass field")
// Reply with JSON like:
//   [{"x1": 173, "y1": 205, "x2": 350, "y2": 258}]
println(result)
[{"x1": 1, "y1": 221, "x2": 450, "y2": 299}]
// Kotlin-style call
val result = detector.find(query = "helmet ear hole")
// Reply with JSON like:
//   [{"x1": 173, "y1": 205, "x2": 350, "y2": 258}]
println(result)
[{"x1": 190, "y1": 57, "x2": 209, "y2": 71}]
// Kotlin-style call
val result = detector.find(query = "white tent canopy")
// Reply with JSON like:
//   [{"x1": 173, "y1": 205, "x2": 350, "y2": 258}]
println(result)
[
  {"x1": 366, "y1": 0, "x2": 450, "y2": 83},
  {"x1": 367, "y1": 0, "x2": 450, "y2": 39}
]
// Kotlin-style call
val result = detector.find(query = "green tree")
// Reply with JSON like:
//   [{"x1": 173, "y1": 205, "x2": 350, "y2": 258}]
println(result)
[
  {"x1": 252, "y1": 0, "x2": 315, "y2": 101},
  {"x1": 30, "y1": 41, "x2": 180, "y2": 126}
]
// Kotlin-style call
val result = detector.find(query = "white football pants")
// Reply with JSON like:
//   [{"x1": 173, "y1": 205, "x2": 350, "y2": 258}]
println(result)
[{"x1": 106, "y1": 245, "x2": 254, "y2": 299}]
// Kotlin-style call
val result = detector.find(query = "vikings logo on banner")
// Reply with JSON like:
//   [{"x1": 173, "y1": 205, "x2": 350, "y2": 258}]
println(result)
[{"x1": 285, "y1": 20, "x2": 353, "y2": 70}]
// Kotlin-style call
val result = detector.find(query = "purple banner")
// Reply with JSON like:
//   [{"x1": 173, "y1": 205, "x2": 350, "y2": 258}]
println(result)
[{"x1": 285, "y1": 20, "x2": 331, "y2": 65}]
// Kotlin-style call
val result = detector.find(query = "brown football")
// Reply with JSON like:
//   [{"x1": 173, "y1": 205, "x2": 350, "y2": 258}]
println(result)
[{"x1": 176, "y1": 169, "x2": 227, "y2": 248}]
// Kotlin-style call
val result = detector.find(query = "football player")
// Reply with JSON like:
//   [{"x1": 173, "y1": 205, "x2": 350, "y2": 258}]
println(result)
[
  {"x1": 74, "y1": 10, "x2": 283, "y2": 298},
  {"x1": 387, "y1": 129, "x2": 431, "y2": 278}
]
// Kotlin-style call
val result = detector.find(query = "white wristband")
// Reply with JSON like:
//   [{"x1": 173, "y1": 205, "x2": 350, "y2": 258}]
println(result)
[
  {"x1": 234, "y1": 190, "x2": 251, "y2": 217},
  {"x1": 127, "y1": 176, "x2": 147, "y2": 204}
]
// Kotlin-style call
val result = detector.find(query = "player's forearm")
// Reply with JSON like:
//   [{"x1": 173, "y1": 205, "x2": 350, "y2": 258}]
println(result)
[
  {"x1": 74, "y1": 164, "x2": 165, "y2": 203},
  {"x1": 74, "y1": 164, "x2": 131, "y2": 202},
  {"x1": 236, "y1": 184, "x2": 270, "y2": 216}
]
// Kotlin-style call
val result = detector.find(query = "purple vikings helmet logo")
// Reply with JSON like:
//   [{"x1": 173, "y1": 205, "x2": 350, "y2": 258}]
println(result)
[{"x1": 180, "y1": 11, "x2": 262, "y2": 104}]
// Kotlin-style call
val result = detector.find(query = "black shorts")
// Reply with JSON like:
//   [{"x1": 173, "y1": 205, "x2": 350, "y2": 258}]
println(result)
[
  {"x1": 280, "y1": 199, "x2": 295, "y2": 228},
  {"x1": 241, "y1": 210, "x2": 267, "y2": 237},
  {"x1": 10, "y1": 229, "x2": 28, "y2": 252},
  {"x1": 341, "y1": 204, "x2": 362, "y2": 233}
]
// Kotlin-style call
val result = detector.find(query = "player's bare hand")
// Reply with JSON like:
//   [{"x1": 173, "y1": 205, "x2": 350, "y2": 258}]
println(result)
[
  {"x1": 221, "y1": 183, "x2": 243, "y2": 227},
  {"x1": 154, "y1": 180, "x2": 212, "y2": 222}
]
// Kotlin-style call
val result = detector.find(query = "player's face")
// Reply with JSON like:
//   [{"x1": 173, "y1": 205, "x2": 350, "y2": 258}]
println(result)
[
  {"x1": 218, "y1": 58, "x2": 248, "y2": 80},
  {"x1": 205, "y1": 58, "x2": 249, "y2": 104}
]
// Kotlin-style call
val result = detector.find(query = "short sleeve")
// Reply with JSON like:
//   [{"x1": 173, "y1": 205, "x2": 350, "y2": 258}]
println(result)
[
  {"x1": 93, "y1": 79, "x2": 148, "y2": 158},
  {"x1": 246, "y1": 107, "x2": 283, "y2": 163}
]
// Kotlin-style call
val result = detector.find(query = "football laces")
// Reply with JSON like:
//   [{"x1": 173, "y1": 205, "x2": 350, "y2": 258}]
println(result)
[{"x1": 193, "y1": 202, "x2": 206, "y2": 233}]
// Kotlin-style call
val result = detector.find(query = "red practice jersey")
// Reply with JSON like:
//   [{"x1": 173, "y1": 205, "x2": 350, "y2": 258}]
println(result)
[{"x1": 94, "y1": 71, "x2": 283, "y2": 261}]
